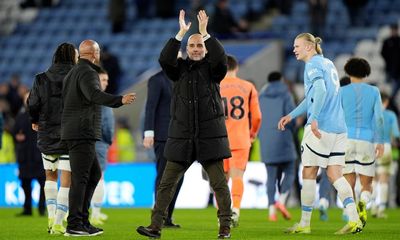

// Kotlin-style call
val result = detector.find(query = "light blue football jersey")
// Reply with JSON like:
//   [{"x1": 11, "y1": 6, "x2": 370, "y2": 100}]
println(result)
[
  {"x1": 303, "y1": 55, "x2": 347, "y2": 133},
  {"x1": 340, "y1": 83, "x2": 384, "y2": 143},
  {"x1": 382, "y1": 109, "x2": 400, "y2": 143}
]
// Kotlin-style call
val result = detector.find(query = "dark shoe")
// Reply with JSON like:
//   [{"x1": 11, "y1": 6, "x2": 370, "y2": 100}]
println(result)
[
  {"x1": 64, "y1": 225, "x2": 90, "y2": 236},
  {"x1": 218, "y1": 226, "x2": 231, "y2": 239},
  {"x1": 163, "y1": 219, "x2": 181, "y2": 228},
  {"x1": 16, "y1": 211, "x2": 32, "y2": 217},
  {"x1": 38, "y1": 209, "x2": 46, "y2": 217},
  {"x1": 137, "y1": 225, "x2": 161, "y2": 239},
  {"x1": 85, "y1": 224, "x2": 104, "y2": 236}
]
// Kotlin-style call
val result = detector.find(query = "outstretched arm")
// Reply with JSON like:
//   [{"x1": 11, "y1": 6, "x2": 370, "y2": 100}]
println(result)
[
  {"x1": 278, "y1": 99, "x2": 307, "y2": 131},
  {"x1": 374, "y1": 91, "x2": 385, "y2": 158}
]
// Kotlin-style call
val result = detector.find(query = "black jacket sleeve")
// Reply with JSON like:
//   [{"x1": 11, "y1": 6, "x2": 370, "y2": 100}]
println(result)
[
  {"x1": 27, "y1": 77, "x2": 41, "y2": 123},
  {"x1": 79, "y1": 69, "x2": 123, "y2": 108},
  {"x1": 144, "y1": 73, "x2": 162, "y2": 131},
  {"x1": 381, "y1": 39, "x2": 389, "y2": 63},
  {"x1": 159, "y1": 38, "x2": 181, "y2": 81},
  {"x1": 204, "y1": 37, "x2": 227, "y2": 83}
]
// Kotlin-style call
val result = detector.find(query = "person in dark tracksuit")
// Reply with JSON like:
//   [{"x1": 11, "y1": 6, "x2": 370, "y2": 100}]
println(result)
[
  {"x1": 61, "y1": 39, "x2": 136, "y2": 237},
  {"x1": 137, "y1": 10, "x2": 232, "y2": 239},
  {"x1": 13, "y1": 92, "x2": 46, "y2": 217},
  {"x1": 143, "y1": 70, "x2": 184, "y2": 228}
]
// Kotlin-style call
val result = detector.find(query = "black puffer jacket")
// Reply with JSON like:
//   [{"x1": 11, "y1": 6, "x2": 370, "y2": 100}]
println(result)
[
  {"x1": 159, "y1": 37, "x2": 231, "y2": 163},
  {"x1": 61, "y1": 59, "x2": 123, "y2": 141},
  {"x1": 27, "y1": 64, "x2": 73, "y2": 155}
]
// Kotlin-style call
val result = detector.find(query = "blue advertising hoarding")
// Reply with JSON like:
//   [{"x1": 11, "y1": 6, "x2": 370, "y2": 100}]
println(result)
[
  {"x1": 1, "y1": 162, "x2": 276, "y2": 208},
  {"x1": 0, "y1": 163, "x2": 156, "y2": 208}
]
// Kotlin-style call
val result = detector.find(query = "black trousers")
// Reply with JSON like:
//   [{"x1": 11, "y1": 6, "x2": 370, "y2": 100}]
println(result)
[
  {"x1": 154, "y1": 141, "x2": 184, "y2": 221},
  {"x1": 151, "y1": 160, "x2": 231, "y2": 229},
  {"x1": 20, "y1": 176, "x2": 46, "y2": 214},
  {"x1": 66, "y1": 140, "x2": 101, "y2": 228}
]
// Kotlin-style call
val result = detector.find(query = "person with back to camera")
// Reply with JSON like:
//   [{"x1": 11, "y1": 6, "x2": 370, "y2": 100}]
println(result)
[
  {"x1": 220, "y1": 54, "x2": 262, "y2": 227},
  {"x1": 371, "y1": 91, "x2": 399, "y2": 219},
  {"x1": 27, "y1": 42, "x2": 78, "y2": 234},
  {"x1": 258, "y1": 71, "x2": 296, "y2": 222},
  {"x1": 340, "y1": 57, "x2": 384, "y2": 228}
]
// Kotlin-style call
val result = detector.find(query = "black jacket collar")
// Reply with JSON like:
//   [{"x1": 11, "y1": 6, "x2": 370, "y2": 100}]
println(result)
[{"x1": 78, "y1": 58, "x2": 101, "y2": 72}]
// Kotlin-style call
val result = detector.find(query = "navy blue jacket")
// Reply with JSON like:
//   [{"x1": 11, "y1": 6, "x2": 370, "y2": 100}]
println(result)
[
  {"x1": 144, "y1": 70, "x2": 172, "y2": 142},
  {"x1": 13, "y1": 108, "x2": 44, "y2": 178},
  {"x1": 258, "y1": 81, "x2": 297, "y2": 164},
  {"x1": 0, "y1": 112, "x2": 3, "y2": 149}
]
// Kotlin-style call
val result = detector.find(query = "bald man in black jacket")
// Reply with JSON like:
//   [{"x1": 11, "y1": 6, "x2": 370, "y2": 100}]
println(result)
[
  {"x1": 62, "y1": 39, "x2": 136, "y2": 237},
  {"x1": 137, "y1": 10, "x2": 232, "y2": 239}
]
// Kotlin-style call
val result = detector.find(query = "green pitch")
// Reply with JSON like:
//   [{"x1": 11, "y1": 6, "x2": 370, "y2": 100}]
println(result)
[{"x1": 0, "y1": 208, "x2": 399, "y2": 239}]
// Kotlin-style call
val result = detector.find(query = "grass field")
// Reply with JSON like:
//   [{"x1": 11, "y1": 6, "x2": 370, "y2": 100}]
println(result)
[{"x1": 0, "y1": 207, "x2": 399, "y2": 239}]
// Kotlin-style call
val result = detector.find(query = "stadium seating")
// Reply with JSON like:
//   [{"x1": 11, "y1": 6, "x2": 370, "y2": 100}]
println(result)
[
  {"x1": 0, "y1": 0, "x2": 179, "y2": 88},
  {"x1": 1, "y1": 0, "x2": 399, "y2": 87},
  {"x1": 268, "y1": 0, "x2": 400, "y2": 82},
  {"x1": 0, "y1": 0, "x2": 262, "y2": 91}
]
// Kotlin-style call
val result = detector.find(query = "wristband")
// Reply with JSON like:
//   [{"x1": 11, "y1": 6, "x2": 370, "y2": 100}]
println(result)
[{"x1": 202, "y1": 34, "x2": 210, "y2": 41}]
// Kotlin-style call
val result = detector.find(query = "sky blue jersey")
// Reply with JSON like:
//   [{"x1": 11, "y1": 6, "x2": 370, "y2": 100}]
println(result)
[
  {"x1": 340, "y1": 83, "x2": 384, "y2": 143},
  {"x1": 382, "y1": 109, "x2": 400, "y2": 143},
  {"x1": 303, "y1": 55, "x2": 347, "y2": 133}
]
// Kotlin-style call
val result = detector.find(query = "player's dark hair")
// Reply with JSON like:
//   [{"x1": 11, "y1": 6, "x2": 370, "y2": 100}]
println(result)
[
  {"x1": 98, "y1": 67, "x2": 108, "y2": 75},
  {"x1": 226, "y1": 55, "x2": 238, "y2": 71},
  {"x1": 53, "y1": 42, "x2": 76, "y2": 65},
  {"x1": 340, "y1": 76, "x2": 351, "y2": 87},
  {"x1": 268, "y1": 71, "x2": 282, "y2": 82},
  {"x1": 381, "y1": 91, "x2": 390, "y2": 102},
  {"x1": 344, "y1": 57, "x2": 371, "y2": 78}
]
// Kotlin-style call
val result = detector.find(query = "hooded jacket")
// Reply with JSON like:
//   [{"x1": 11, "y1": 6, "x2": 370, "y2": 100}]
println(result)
[
  {"x1": 258, "y1": 81, "x2": 297, "y2": 164},
  {"x1": 27, "y1": 63, "x2": 73, "y2": 155}
]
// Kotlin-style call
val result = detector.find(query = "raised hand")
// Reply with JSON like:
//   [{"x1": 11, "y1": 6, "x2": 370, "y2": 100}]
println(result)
[
  {"x1": 178, "y1": 10, "x2": 191, "y2": 36},
  {"x1": 197, "y1": 10, "x2": 209, "y2": 36}
]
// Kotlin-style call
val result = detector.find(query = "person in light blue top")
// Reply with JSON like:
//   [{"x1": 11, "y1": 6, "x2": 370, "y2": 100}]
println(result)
[
  {"x1": 380, "y1": 92, "x2": 400, "y2": 145},
  {"x1": 318, "y1": 76, "x2": 351, "y2": 222},
  {"x1": 278, "y1": 33, "x2": 362, "y2": 235},
  {"x1": 90, "y1": 69, "x2": 115, "y2": 225},
  {"x1": 301, "y1": 55, "x2": 347, "y2": 134},
  {"x1": 340, "y1": 57, "x2": 384, "y2": 228},
  {"x1": 371, "y1": 92, "x2": 399, "y2": 218}
]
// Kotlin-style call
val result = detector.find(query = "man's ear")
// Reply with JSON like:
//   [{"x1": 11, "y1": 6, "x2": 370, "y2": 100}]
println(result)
[{"x1": 306, "y1": 43, "x2": 313, "y2": 51}]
